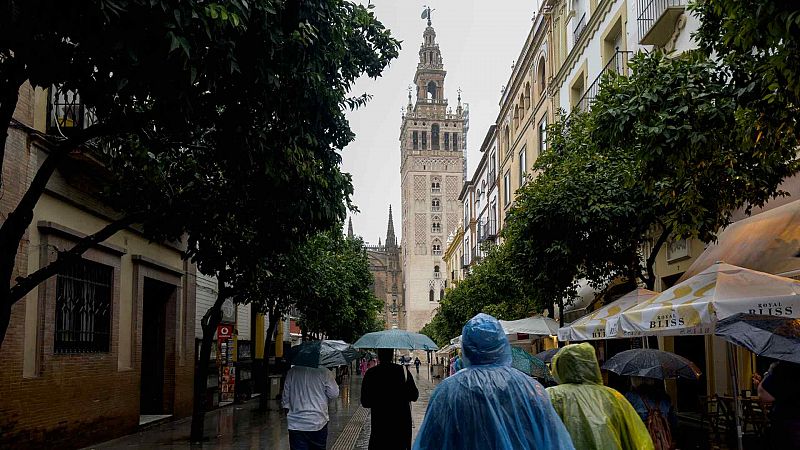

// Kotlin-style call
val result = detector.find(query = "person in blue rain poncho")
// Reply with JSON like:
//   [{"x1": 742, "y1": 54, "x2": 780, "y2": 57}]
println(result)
[{"x1": 413, "y1": 314, "x2": 575, "y2": 450}]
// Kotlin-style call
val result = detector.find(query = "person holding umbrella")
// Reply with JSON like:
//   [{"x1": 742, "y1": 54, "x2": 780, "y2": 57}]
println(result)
[{"x1": 361, "y1": 348, "x2": 419, "y2": 450}]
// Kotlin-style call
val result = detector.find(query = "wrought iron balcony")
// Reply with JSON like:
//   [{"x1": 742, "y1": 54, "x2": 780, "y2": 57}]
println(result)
[
  {"x1": 576, "y1": 50, "x2": 632, "y2": 112},
  {"x1": 638, "y1": 0, "x2": 687, "y2": 46},
  {"x1": 47, "y1": 85, "x2": 96, "y2": 136},
  {"x1": 482, "y1": 219, "x2": 498, "y2": 241},
  {"x1": 573, "y1": 13, "x2": 587, "y2": 44},
  {"x1": 488, "y1": 169, "x2": 497, "y2": 190}
]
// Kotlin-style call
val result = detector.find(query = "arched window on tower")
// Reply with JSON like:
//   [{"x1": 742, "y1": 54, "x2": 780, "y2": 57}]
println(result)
[
  {"x1": 433, "y1": 265, "x2": 441, "y2": 278},
  {"x1": 431, "y1": 124, "x2": 440, "y2": 150},
  {"x1": 431, "y1": 198, "x2": 441, "y2": 212},
  {"x1": 412, "y1": 131, "x2": 419, "y2": 150},
  {"x1": 444, "y1": 132, "x2": 450, "y2": 150},
  {"x1": 429, "y1": 288, "x2": 435, "y2": 302},
  {"x1": 427, "y1": 81, "x2": 437, "y2": 100},
  {"x1": 453, "y1": 133, "x2": 459, "y2": 151},
  {"x1": 440, "y1": 288, "x2": 445, "y2": 301},
  {"x1": 432, "y1": 238, "x2": 442, "y2": 255}
]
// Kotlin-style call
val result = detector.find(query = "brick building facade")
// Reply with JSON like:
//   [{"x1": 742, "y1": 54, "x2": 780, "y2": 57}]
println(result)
[{"x1": 0, "y1": 83, "x2": 196, "y2": 448}]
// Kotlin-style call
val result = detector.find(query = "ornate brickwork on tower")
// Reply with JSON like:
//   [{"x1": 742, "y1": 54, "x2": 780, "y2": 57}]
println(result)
[
  {"x1": 361, "y1": 206, "x2": 405, "y2": 330},
  {"x1": 400, "y1": 16, "x2": 466, "y2": 331}
]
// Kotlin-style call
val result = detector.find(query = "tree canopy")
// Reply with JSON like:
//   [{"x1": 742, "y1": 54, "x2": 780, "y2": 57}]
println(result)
[
  {"x1": 503, "y1": 50, "x2": 800, "y2": 318},
  {"x1": 421, "y1": 244, "x2": 532, "y2": 346}
]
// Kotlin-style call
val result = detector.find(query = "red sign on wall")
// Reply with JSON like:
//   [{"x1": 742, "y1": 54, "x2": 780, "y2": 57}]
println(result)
[{"x1": 217, "y1": 324, "x2": 233, "y2": 339}]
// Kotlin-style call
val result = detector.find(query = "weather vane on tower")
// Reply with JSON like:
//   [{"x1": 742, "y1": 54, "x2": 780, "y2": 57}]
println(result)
[{"x1": 421, "y1": 5, "x2": 435, "y2": 26}]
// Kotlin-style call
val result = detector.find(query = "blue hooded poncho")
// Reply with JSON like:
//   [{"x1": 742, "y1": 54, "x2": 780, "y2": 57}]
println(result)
[{"x1": 413, "y1": 314, "x2": 575, "y2": 450}]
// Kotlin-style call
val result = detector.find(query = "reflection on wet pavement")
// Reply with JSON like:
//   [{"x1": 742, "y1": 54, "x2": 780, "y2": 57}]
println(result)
[{"x1": 86, "y1": 367, "x2": 437, "y2": 450}]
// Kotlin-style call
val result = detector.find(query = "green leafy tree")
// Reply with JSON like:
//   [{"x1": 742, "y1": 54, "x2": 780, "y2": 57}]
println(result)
[
  {"x1": 0, "y1": 0, "x2": 399, "y2": 350},
  {"x1": 293, "y1": 232, "x2": 383, "y2": 344},
  {"x1": 505, "y1": 51, "x2": 799, "y2": 320},
  {"x1": 421, "y1": 244, "x2": 532, "y2": 344},
  {"x1": 692, "y1": 0, "x2": 800, "y2": 152}
]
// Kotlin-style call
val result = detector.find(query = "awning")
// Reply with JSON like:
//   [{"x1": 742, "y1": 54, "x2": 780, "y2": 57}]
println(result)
[
  {"x1": 557, "y1": 288, "x2": 658, "y2": 341},
  {"x1": 499, "y1": 316, "x2": 559, "y2": 336},
  {"x1": 680, "y1": 199, "x2": 800, "y2": 281}
]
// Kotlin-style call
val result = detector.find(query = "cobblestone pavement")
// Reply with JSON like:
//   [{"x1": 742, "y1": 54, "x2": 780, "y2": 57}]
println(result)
[{"x1": 86, "y1": 367, "x2": 437, "y2": 450}]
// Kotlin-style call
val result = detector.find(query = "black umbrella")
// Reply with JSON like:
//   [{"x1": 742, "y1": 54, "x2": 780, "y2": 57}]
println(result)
[
  {"x1": 535, "y1": 348, "x2": 560, "y2": 363},
  {"x1": 715, "y1": 313, "x2": 800, "y2": 364},
  {"x1": 602, "y1": 348, "x2": 701, "y2": 380}
]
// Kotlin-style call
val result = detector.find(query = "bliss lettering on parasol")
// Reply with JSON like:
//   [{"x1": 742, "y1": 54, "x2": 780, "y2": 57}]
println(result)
[
  {"x1": 650, "y1": 313, "x2": 685, "y2": 329},
  {"x1": 748, "y1": 302, "x2": 793, "y2": 316}
]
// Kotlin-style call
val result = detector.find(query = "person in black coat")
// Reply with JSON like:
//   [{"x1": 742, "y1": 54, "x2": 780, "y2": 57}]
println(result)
[{"x1": 361, "y1": 348, "x2": 420, "y2": 450}]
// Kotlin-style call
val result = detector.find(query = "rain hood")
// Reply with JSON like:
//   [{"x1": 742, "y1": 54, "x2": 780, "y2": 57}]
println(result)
[
  {"x1": 546, "y1": 343, "x2": 654, "y2": 450},
  {"x1": 413, "y1": 314, "x2": 575, "y2": 450}
]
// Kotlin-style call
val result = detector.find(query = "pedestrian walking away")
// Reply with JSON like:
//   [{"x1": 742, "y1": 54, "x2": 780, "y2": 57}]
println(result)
[
  {"x1": 547, "y1": 343, "x2": 654, "y2": 450},
  {"x1": 413, "y1": 313, "x2": 575, "y2": 450},
  {"x1": 361, "y1": 348, "x2": 419, "y2": 450},
  {"x1": 282, "y1": 365, "x2": 340, "y2": 450},
  {"x1": 624, "y1": 377, "x2": 677, "y2": 450},
  {"x1": 414, "y1": 357, "x2": 421, "y2": 374}
]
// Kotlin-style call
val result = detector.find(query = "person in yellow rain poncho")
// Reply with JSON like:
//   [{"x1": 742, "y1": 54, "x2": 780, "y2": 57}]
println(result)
[{"x1": 546, "y1": 343, "x2": 654, "y2": 450}]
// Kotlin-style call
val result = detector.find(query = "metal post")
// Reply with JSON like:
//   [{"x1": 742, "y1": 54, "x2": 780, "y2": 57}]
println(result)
[{"x1": 727, "y1": 342, "x2": 744, "y2": 450}]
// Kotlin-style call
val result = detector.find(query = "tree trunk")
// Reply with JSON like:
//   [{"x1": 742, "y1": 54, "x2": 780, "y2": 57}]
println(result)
[
  {"x1": 259, "y1": 310, "x2": 278, "y2": 411},
  {"x1": 0, "y1": 214, "x2": 139, "y2": 349},
  {"x1": 0, "y1": 61, "x2": 24, "y2": 186},
  {"x1": 190, "y1": 276, "x2": 228, "y2": 443}
]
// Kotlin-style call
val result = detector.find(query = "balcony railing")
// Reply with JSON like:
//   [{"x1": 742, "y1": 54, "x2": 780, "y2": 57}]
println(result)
[
  {"x1": 482, "y1": 219, "x2": 497, "y2": 241},
  {"x1": 638, "y1": 0, "x2": 687, "y2": 45},
  {"x1": 576, "y1": 50, "x2": 632, "y2": 112},
  {"x1": 431, "y1": 187, "x2": 441, "y2": 194},
  {"x1": 573, "y1": 13, "x2": 587, "y2": 44},
  {"x1": 47, "y1": 85, "x2": 97, "y2": 136},
  {"x1": 431, "y1": 205, "x2": 441, "y2": 212},
  {"x1": 488, "y1": 169, "x2": 497, "y2": 190}
]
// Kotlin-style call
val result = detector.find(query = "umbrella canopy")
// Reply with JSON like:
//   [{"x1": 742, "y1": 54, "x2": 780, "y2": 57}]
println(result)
[
  {"x1": 535, "y1": 348, "x2": 560, "y2": 363},
  {"x1": 715, "y1": 313, "x2": 800, "y2": 364},
  {"x1": 558, "y1": 288, "x2": 658, "y2": 341},
  {"x1": 602, "y1": 348, "x2": 702, "y2": 380},
  {"x1": 618, "y1": 262, "x2": 800, "y2": 337},
  {"x1": 353, "y1": 329, "x2": 439, "y2": 351},
  {"x1": 510, "y1": 346, "x2": 551, "y2": 379},
  {"x1": 288, "y1": 339, "x2": 358, "y2": 368},
  {"x1": 499, "y1": 316, "x2": 559, "y2": 336}
]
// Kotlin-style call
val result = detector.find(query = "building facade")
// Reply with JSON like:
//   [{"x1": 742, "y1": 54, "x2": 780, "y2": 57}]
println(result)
[
  {"x1": 400, "y1": 20, "x2": 466, "y2": 332},
  {"x1": 0, "y1": 84, "x2": 196, "y2": 448},
  {"x1": 357, "y1": 209, "x2": 406, "y2": 330},
  {"x1": 496, "y1": 4, "x2": 554, "y2": 233}
]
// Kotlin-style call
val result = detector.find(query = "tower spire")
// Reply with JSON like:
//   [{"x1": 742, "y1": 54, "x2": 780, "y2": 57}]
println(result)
[
  {"x1": 386, "y1": 205, "x2": 397, "y2": 248},
  {"x1": 347, "y1": 217, "x2": 353, "y2": 239}
]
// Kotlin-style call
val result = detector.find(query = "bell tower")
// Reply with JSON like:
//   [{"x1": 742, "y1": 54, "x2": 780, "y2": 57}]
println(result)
[{"x1": 399, "y1": 10, "x2": 466, "y2": 332}]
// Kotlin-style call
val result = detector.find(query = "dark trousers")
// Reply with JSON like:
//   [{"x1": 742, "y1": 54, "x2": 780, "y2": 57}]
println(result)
[{"x1": 289, "y1": 424, "x2": 328, "y2": 450}]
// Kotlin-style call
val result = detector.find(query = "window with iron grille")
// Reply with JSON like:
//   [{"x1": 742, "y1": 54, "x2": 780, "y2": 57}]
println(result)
[{"x1": 54, "y1": 259, "x2": 113, "y2": 353}]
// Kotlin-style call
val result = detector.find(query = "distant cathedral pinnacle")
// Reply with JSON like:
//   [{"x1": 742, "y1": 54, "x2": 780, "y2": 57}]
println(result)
[
  {"x1": 386, "y1": 205, "x2": 397, "y2": 248},
  {"x1": 347, "y1": 217, "x2": 353, "y2": 238}
]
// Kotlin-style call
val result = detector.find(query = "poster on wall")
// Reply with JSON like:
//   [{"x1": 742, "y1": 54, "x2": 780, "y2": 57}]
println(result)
[{"x1": 217, "y1": 324, "x2": 236, "y2": 402}]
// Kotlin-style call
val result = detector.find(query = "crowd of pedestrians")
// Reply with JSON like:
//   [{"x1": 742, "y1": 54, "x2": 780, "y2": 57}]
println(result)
[{"x1": 280, "y1": 312, "x2": 799, "y2": 450}]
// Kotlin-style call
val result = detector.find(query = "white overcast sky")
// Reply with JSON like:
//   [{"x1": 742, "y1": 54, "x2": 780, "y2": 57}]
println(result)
[{"x1": 342, "y1": 1, "x2": 538, "y2": 245}]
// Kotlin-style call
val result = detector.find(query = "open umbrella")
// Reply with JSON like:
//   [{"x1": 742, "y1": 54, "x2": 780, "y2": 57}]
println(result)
[
  {"x1": 535, "y1": 348, "x2": 560, "y2": 363},
  {"x1": 619, "y1": 262, "x2": 800, "y2": 337},
  {"x1": 558, "y1": 288, "x2": 658, "y2": 341},
  {"x1": 510, "y1": 346, "x2": 550, "y2": 380},
  {"x1": 353, "y1": 329, "x2": 439, "y2": 351},
  {"x1": 288, "y1": 340, "x2": 358, "y2": 368},
  {"x1": 602, "y1": 348, "x2": 701, "y2": 380},
  {"x1": 715, "y1": 313, "x2": 800, "y2": 364}
]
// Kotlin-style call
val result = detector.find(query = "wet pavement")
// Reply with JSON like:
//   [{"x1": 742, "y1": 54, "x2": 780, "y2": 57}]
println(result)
[{"x1": 86, "y1": 367, "x2": 437, "y2": 450}]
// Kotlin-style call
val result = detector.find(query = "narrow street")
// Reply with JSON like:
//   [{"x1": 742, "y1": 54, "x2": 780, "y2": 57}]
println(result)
[{"x1": 86, "y1": 368, "x2": 436, "y2": 450}]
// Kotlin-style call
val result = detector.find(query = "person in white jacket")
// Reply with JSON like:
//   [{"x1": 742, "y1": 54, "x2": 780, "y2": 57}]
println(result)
[{"x1": 282, "y1": 365, "x2": 340, "y2": 450}]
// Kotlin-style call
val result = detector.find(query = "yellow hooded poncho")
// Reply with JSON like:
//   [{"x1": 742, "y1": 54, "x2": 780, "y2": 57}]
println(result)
[{"x1": 546, "y1": 343, "x2": 654, "y2": 450}]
